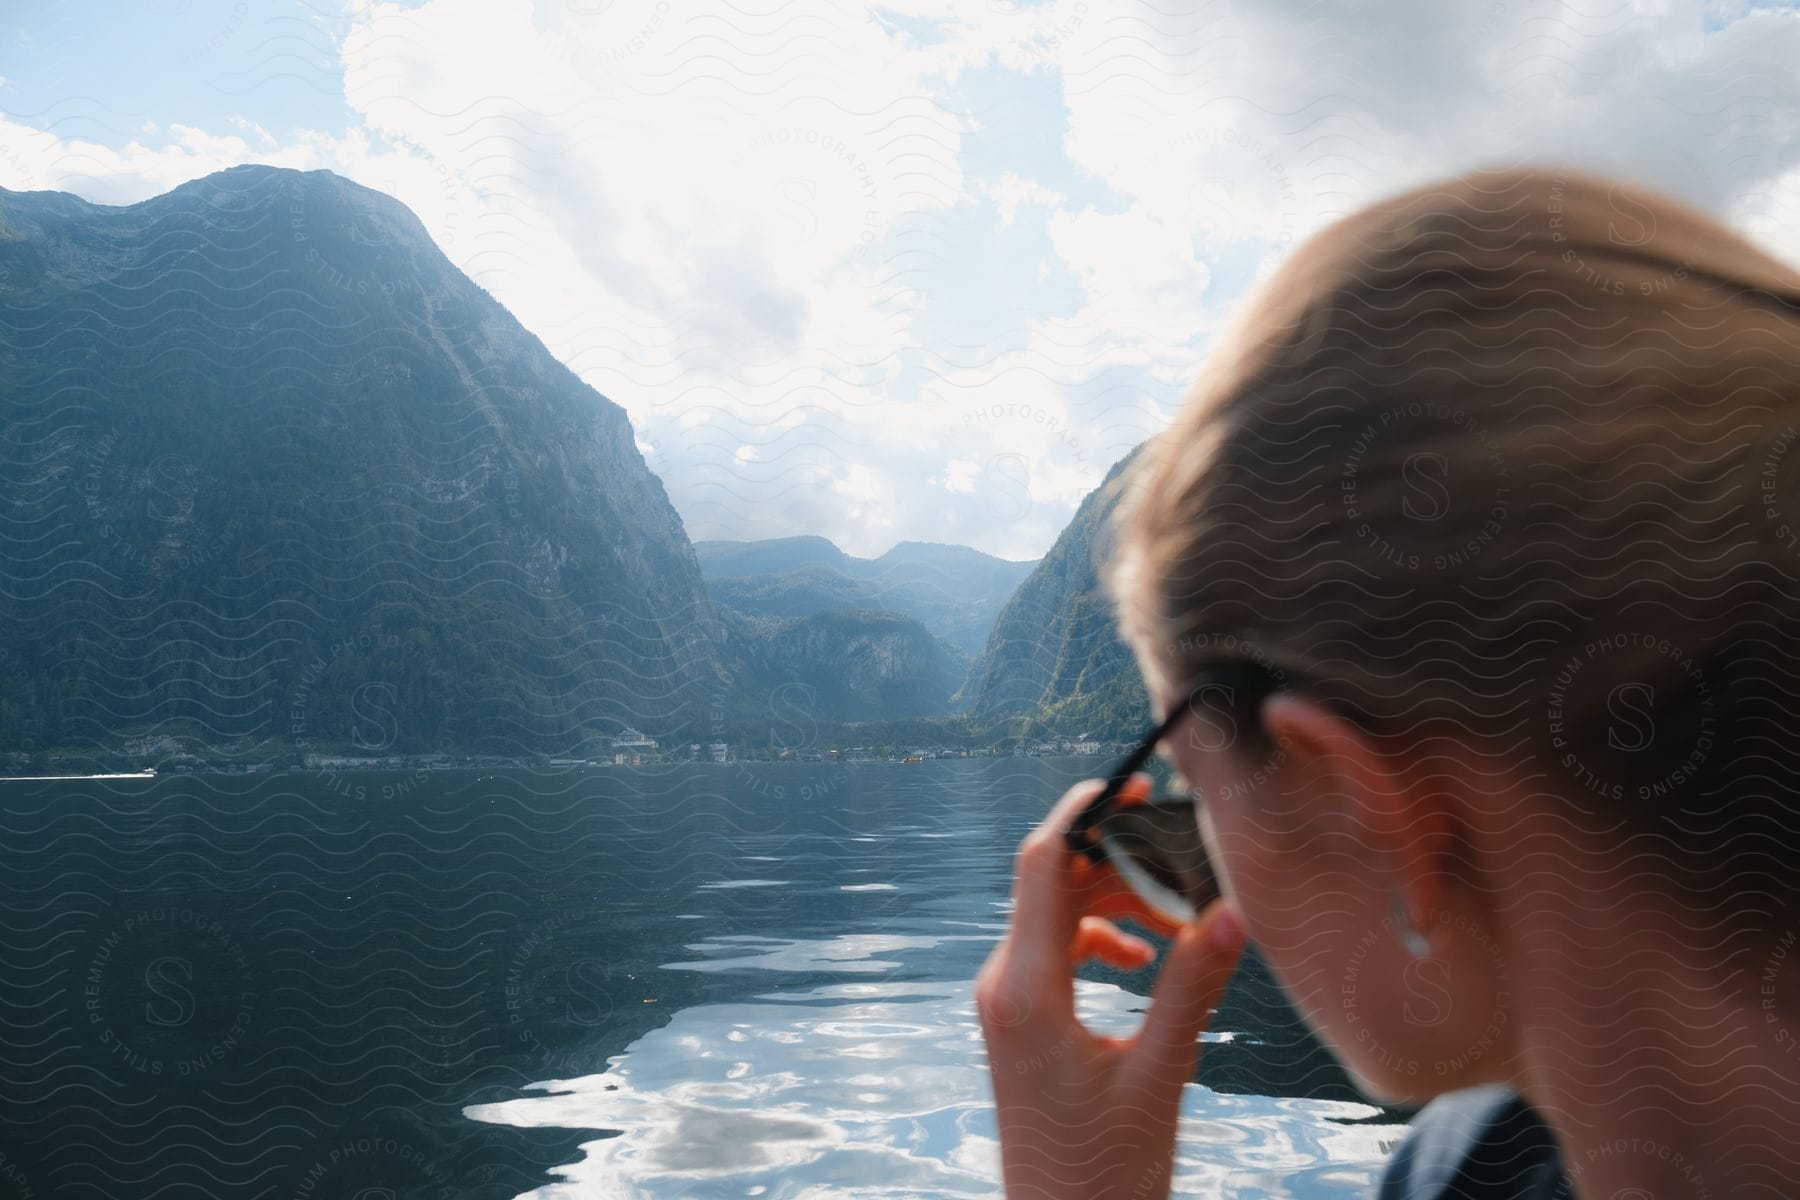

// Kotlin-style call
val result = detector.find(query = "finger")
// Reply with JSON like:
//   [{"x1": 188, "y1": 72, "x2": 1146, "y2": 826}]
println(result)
[
  {"x1": 1067, "y1": 772, "x2": 1184, "y2": 937},
  {"x1": 1002, "y1": 772, "x2": 1160, "y2": 1002},
  {"x1": 1112, "y1": 772, "x2": 1154, "y2": 808},
  {"x1": 1070, "y1": 915, "x2": 1156, "y2": 969},
  {"x1": 1007, "y1": 776, "x2": 1110, "y2": 949},
  {"x1": 1000, "y1": 780, "x2": 1123, "y2": 1036},
  {"x1": 1075, "y1": 858, "x2": 1187, "y2": 938},
  {"x1": 974, "y1": 944, "x2": 1042, "y2": 1037},
  {"x1": 1125, "y1": 900, "x2": 1247, "y2": 1098}
]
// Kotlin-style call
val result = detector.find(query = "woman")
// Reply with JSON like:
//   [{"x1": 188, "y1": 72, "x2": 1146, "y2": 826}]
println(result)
[{"x1": 977, "y1": 164, "x2": 1800, "y2": 1198}]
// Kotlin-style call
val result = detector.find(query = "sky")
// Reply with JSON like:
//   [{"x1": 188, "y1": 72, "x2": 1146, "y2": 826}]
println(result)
[{"x1": 3, "y1": 0, "x2": 1800, "y2": 561}]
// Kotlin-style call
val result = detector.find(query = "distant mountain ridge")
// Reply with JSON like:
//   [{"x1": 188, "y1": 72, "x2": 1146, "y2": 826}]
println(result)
[
  {"x1": 696, "y1": 536, "x2": 1037, "y2": 659},
  {"x1": 693, "y1": 535, "x2": 849, "y2": 577},
  {"x1": 0, "y1": 164, "x2": 735, "y2": 760}
]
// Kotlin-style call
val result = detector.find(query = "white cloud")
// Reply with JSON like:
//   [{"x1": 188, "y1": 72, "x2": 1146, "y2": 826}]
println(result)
[
  {"x1": 986, "y1": 171, "x2": 1065, "y2": 228},
  {"x1": 1050, "y1": 0, "x2": 1800, "y2": 258},
  {"x1": 1736, "y1": 162, "x2": 1800, "y2": 268},
  {"x1": 320, "y1": 0, "x2": 1000, "y2": 552},
  {"x1": 0, "y1": 114, "x2": 327, "y2": 202},
  {"x1": 337, "y1": 0, "x2": 967, "y2": 367},
  {"x1": 937, "y1": 459, "x2": 980, "y2": 493},
  {"x1": 1045, "y1": 206, "x2": 1212, "y2": 366},
  {"x1": 985, "y1": 0, "x2": 1800, "y2": 443},
  {"x1": 226, "y1": 116, "x2": 277, "y2": 148}
]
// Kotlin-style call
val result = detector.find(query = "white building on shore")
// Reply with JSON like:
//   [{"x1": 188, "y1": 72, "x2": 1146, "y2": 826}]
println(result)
[{"x1": 612, "y1": 727, "x2": 657, "y2": 752}]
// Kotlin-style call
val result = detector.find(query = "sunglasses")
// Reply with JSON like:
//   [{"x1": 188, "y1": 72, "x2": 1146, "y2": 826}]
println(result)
[{"x1": 1063, "y1": 660, "x2": 1287, "y2": 924}]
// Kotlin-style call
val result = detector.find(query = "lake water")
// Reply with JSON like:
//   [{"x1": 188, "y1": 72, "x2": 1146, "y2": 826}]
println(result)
[{"x1": 0, "y1": 760, "x2": 1402, "y2": 1198}]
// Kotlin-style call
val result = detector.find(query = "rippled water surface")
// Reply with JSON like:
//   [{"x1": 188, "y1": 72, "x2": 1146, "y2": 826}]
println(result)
[{"x1": 1, "y1": 760, "x2": 1399, "y2": 1197}]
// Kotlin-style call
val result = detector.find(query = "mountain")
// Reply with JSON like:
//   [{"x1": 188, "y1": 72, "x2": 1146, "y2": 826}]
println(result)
[
  {"x1": 692, "y1": 535, "x2": 850, "y2": 578},
  {"x1": 957, "y1": 450, "x2": 1151, "y2": 740},
  {"x1": 0, "y1": 164, "x2": 731, "y2": 762},
  {"x1": 721, "y1": 607, "x2": 967, "y2": 728},
  {"x1": 695, "y1": 536, "x2": 1037, "y2": 658}
]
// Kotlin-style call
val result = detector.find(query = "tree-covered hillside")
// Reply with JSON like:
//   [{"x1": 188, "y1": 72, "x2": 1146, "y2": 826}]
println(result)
[
  {"x1": 0, "y1": 165, "x2": 731, "y2": 761},
  {"x1": 720, "y1": 606, "x2": 968, "y2": 725},
  {"x1": 955, "y1": 450, "x2": 1152, "y2": 741}
]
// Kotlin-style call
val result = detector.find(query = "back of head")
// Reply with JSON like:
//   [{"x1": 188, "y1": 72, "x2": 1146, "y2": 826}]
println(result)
[{"x1": 1105, "y1": 164, "x2": 1800, "y2": 923}]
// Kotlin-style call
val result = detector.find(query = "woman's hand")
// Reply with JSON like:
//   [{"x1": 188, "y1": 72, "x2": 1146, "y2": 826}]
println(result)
[{"x1": 976, "y1": 773, "x2": 1248, "y2": 1200}]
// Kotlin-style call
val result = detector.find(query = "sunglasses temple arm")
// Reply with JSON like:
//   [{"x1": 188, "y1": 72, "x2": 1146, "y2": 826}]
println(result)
[
  {"x1": 1065, "y1": 704, "x2": 1188, "y2": 855},
  {"x1": 1111, "y1": 723, "x2": 1170, "y2": 785},
  {"x1": 1106, "y1": 700, "x2": 1190, "y2": 792}
]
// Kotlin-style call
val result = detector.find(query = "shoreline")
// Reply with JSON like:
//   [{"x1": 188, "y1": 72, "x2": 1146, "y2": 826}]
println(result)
[
  {"x1": 0, "y1": 770, "x2": 160, "y2": 782},
  {"x1": 1, "y1": 747, "x2": 1126, "y2": 782}
]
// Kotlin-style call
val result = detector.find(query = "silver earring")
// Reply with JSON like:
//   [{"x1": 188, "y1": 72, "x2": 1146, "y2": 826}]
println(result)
[{"x1": 1391, "y1": 900, "x2": 1431, "y2": 958}]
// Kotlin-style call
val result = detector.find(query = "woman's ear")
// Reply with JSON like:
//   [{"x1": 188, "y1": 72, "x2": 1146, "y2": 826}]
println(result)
[
  {"x1": 1252, "y1": 692, "x2": 1384, "y2": 836},
  {"x1": 1256, "y1": 692, "x2": 1454, "y2": 924}
]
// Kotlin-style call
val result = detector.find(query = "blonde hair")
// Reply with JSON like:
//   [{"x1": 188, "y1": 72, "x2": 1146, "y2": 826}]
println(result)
[{"x1": 1103, "y1": 164, "x2": 1800, "y2": 898}]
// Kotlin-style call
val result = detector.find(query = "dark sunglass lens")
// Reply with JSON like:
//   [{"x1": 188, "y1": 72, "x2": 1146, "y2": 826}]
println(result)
[
  {"x1": 1093, "y1": 798, "x2": 1219, "y2": 923},
  {"x1": 1104, "y1": 845, "x2": 1195, "y2": 922}
]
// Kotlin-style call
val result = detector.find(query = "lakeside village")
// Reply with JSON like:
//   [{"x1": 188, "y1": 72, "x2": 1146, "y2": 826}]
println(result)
[{"x1": 5, "y1": 727, "x2": 1124, "y2": 778}]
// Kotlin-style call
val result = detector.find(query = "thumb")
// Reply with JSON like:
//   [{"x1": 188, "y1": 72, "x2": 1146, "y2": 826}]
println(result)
[{"x1": 1127, "y1": 902, "x2": 1247, "y2": 1096}]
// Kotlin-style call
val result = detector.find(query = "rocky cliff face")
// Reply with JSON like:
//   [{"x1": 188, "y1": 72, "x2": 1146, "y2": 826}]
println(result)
[
  {"x1": 958, "y1": 450, "x2": 1151, "y2": 738},
  {"x1": 722, "y1": 607, "x2": 966, "y2": 725},
  {"x1": 0, "y1": 164, "x2": 728, "y2": 760}
]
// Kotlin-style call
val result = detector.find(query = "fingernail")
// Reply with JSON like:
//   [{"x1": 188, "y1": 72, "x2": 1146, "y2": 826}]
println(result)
[{"x1": 1204, "y1": 904, "x2": 1246, "y2": 954}]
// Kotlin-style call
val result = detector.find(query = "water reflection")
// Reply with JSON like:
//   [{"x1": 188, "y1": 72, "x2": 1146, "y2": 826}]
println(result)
[
  {"x1": 668, "y1": 932, "x2": 961, "y2": 974},
  {"x1": 3, "y1": 761, "x2": 1382, "y2": 1196},
  {"x1": 467, "y1": 934, "x2": 1397, "y2": 1198}
]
